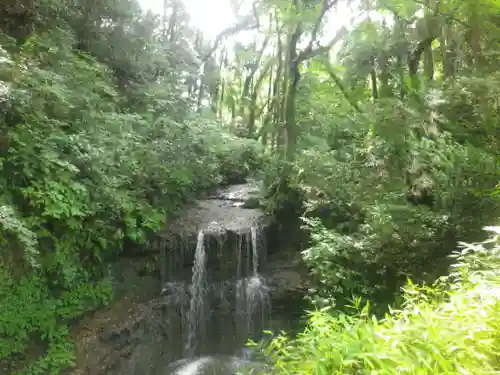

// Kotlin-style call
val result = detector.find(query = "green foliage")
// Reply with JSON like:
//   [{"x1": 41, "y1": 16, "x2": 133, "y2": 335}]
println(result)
[
  {"x1": 260, "y1": 226, "x2": 500, "y2": 374},
  {"x1": 0, "y1": 265, "x2": 112, "y2": 373},
  {"x1": 289, "y1": 62, "x2": 499, "y2": 309},
  {"x1": 191, "y1": 117, "x2": 264, "y2": 184},
  {"x1": 218, "y1": 135, "x2": 264, "y2": 184},
  {"x1": 1, "y1": 0, "x2": 499, "y2": 371},
  {"x1": 0, "y1": 205, "x2": 38, "y2": 267},
  {"x1": 0, "y1": 0, "x2": 259, "y2": 371}
]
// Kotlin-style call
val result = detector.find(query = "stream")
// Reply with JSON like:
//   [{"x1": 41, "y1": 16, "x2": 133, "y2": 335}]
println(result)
[{"x1": 70, "y1": 182, "x2": 307, "y2": 375}]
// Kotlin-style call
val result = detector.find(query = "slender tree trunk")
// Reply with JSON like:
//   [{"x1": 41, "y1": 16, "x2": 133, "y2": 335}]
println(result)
[
  {"x1": 167, "y1": 1, "x2": 178, "y2": 42},
  {"x1": 370, "y1": 57, "x2": 379, "y2": 99},
  {"x1": 442, "y1": 25, "x2": 456, "y2": 78},
  {"x1": 240, "y1": 74, "x2": 252, "y2": 117},
  {"x1": 248, "y1": 62, "x2": 271, "y2": 137},
  {"x1": 197, "y1": 68, "x2": 205, "y2": 113},
  {"x1": 468, "y1": 4, "x2": 485, "y2": 72},
  {"x1": 284, "y1": 61, "x2": 301, "y2": 160},
  {"x1": 423, "y1": 0, "x2": 434, "y2": 82},
  {"x1": 283, "y1": 18, "x2": 302, "y2": 161},
  {"x1": 423, "y1": 45, "x2": 434, "y2": 81},
  {"x1": 272, "y1": 29, "x2": 284, "y2": 152},
  {"x1": 218, "y1": 80, "x2": 225, "y2": 119}
]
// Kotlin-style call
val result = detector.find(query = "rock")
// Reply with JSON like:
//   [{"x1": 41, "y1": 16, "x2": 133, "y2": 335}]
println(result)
[
  {"x1": 267, "y1": 269, "x2": 309, "y2": 300},
  {"x1": 67, "y1": 296, "x2": 186, "y2": 375},
  {"x1": 157, "y1": 182, "x2": 272, "y2": 277},
  {"x1": 263, "y1": 252, "x2": 311, "y2": 302},
  {"x1": 241, "y1": 197, "x2": 261, "y2": 209},
  {"x1": 215, "y1": 183, "x2": 261, "y2": 202}
]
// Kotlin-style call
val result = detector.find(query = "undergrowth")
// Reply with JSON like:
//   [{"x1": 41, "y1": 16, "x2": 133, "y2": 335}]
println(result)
[
  {"x1": 0, "y1": 20, "x2": 262, "y2": 375},
  {"x1": 0, "y1": 266, "x2": 112, "y2": 374},
  {"x1": 254, "y1": 226, "x2": 500, "y2": 374}
]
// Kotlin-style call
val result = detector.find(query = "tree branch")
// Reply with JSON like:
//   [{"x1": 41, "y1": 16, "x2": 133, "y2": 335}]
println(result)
[
  {"x1": 410, "y1": 0, "x2": 468, "y2": 27},
  {"x1": 297, "y1": 0, "x2": 341, "y2": 62},
  {"x1": 252, "y1": 1, "x2": 260, "y2": 27},
  {"x1": 408, "y1": 35, "x2": 438, "y2": 75},
  {"x1": 297, "y1": 26, "x2": 347, "y2": 63},
  {"x1": 252, "y1": 35, "x2": 270, "y2": 75},
  {"x1": 321, "y1": 58, "x2": 363, "y2": 113},
  {"x1": 201, "y1": 5, "x2": 261, "y2": 62},
  {"x1": 389, "y1": 0, "x2": 469, "y2": 29}
]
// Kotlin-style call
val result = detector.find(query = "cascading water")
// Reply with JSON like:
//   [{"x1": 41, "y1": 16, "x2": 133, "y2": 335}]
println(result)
[
  {"x1": 235, "y1": 225, "x2": 269, "y2": 339},
  {"x1": 72, "y1": 183, "x2": 306, "y2": 375},
  {"x1": 159, "y1": 183, "x2": 275, "y2": 374},
  {"x1": 251, "y1": 225, "x2": 259, "y2": 275},
  {"x1": 185, "y1": 230, "x2": 207, "y2": 356},
  {"x1": 183, "y1": 223, "x2": 269, "y2": 358}
]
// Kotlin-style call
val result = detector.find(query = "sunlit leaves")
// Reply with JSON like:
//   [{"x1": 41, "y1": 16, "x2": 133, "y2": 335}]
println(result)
[
  {"x1": 0, "y1": 0, "x2": 266, "y2": 372},
  {"x1": 376, "y1": 0, "x2": 419, "y2": 18},
  {"x1": 263, "y1": 230, "x2": 500, "y2": 374}
]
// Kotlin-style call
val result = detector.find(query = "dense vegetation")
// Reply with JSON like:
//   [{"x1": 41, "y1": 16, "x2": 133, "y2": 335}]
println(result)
[
  {"x1": 0, "y1": 1, "x2": 262, "y2": 373},
  {"x1": 258, "y1": 227, "x2": 500, "y2": 374},
  {"x1": 0, "y1": 0, "x2": 499, "y2": 373}
]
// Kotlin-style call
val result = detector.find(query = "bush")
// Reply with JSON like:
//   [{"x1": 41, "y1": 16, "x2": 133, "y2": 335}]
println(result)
[
  {"x1": 202, "y1": 122, "x2": 264, "y2": 184},
  {"x1": 259, "y1": 226, "x2": 500, "y2": 375},
  {"x1": 287, "y1": 79, "x2": 499, "y2": 308},
  {"x1": 0, "y1": 25, "x2": 259, "y2": 373},
  {"x1": 0, "y1": 264, "x2": 112, "y2": 374}
]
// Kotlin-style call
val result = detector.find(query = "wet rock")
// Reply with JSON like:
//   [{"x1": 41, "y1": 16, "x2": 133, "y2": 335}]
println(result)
[
  {"x1": 241, "y1": 196, "x2": 261, "y2": 209},
  {"x1": 158, "y1": 182, "x2": 272, "y2": 278},
  {"x1": 64, "y1": 182, "x2": 306, "y2": 375},
  {"x1": 162, "y1": 182, "x2": 268, "y2": 239},
  {"x1": 268, "y1": 270, "x2": 306, "y2": 298},
  {"x1": 264, "y1": 252, "x2": 311, "y2": 302},
  {"x1": 214, "y1": 183, "x2": 261, "y2": 202},
  {"x1": 67, "y1": 297, "x2": 186, "y2": 375}
]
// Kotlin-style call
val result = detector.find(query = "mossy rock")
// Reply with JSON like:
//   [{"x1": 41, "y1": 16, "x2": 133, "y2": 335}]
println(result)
[{"x1": 242, "y1": 197, "x2": 261, "y2": 209}]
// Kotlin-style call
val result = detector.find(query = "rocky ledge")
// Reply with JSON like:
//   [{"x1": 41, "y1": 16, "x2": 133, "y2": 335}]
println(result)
[
  {"x1": 63, "y1": 182, "x2": 310, "y2": 375},
  {"x1": 160, "y1": 182, "x2": 267, "y2": 238}
]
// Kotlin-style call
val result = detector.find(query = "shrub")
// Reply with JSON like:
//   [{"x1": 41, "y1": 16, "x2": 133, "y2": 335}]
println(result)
[
  {"x1": 0, "y1": 24, "x2": 259, "y2": 373},
  {"x1": 259, "y1": 226, "x2": 500, "y2": 375}
]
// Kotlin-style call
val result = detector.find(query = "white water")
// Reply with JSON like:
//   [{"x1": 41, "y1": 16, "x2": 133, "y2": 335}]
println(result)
[
  {"x1": 173, "y1": 357, "x2": 211, "y2": 375},
  {"x1": 183, "y1": 222, "x2": 269, "y2": 358},
  {"x1": 235, "y1": 226, "x2": 269, "y2": 338},
  {"x1": 251, "y1": 226, "x2": 259, "y2": 275},
  {"x1": 170, "y1": 356, "x2": 263, "y2": 375},
  {"x1": 185, "y1": 230, "x2": 207, "y2": 355}
]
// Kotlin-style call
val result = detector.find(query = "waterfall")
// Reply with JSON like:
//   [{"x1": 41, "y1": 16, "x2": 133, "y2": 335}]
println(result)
[
  {"x1": 185, "y1": 230, "x2": 207, "y2": 356},
  {"x1": 180, "y1": 224, "x2": 270, "y2": 358},
  {"x1": 97, "y1": 183, "x2": 306, "y2": 375},
  {"x1": 161, "y1": 183, "x2": 272, "y2": 361},
  {"x1": 235, "y1": 225, "x2": 269, "y2": 340},
  {"x1": 251, "y1": 226, "x2": 259, "y2": 275},
  {"x1": 173, "y1": 357, "x2": 211, "y2": 375}
]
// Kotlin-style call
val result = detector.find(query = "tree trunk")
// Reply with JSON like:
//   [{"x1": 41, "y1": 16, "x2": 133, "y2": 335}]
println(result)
[
  {"x1": 283, "y1": 21, "x2": 301, "y2": 161},
  {"x1": 370, "y1": 57, "x2": 379, "y2": 99},
  {"x1": 468, "y1": 4, "x2": 485, "y2": 72},
  {"x1": 197, "y1": 69, "x2": 205, "y2": 113},
  {"x1": 423, "y1": 0, "x2": 434, "y2": 82},
  {"x1": 442, "y1": 25, "x2": 456, "y2": 78}
]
